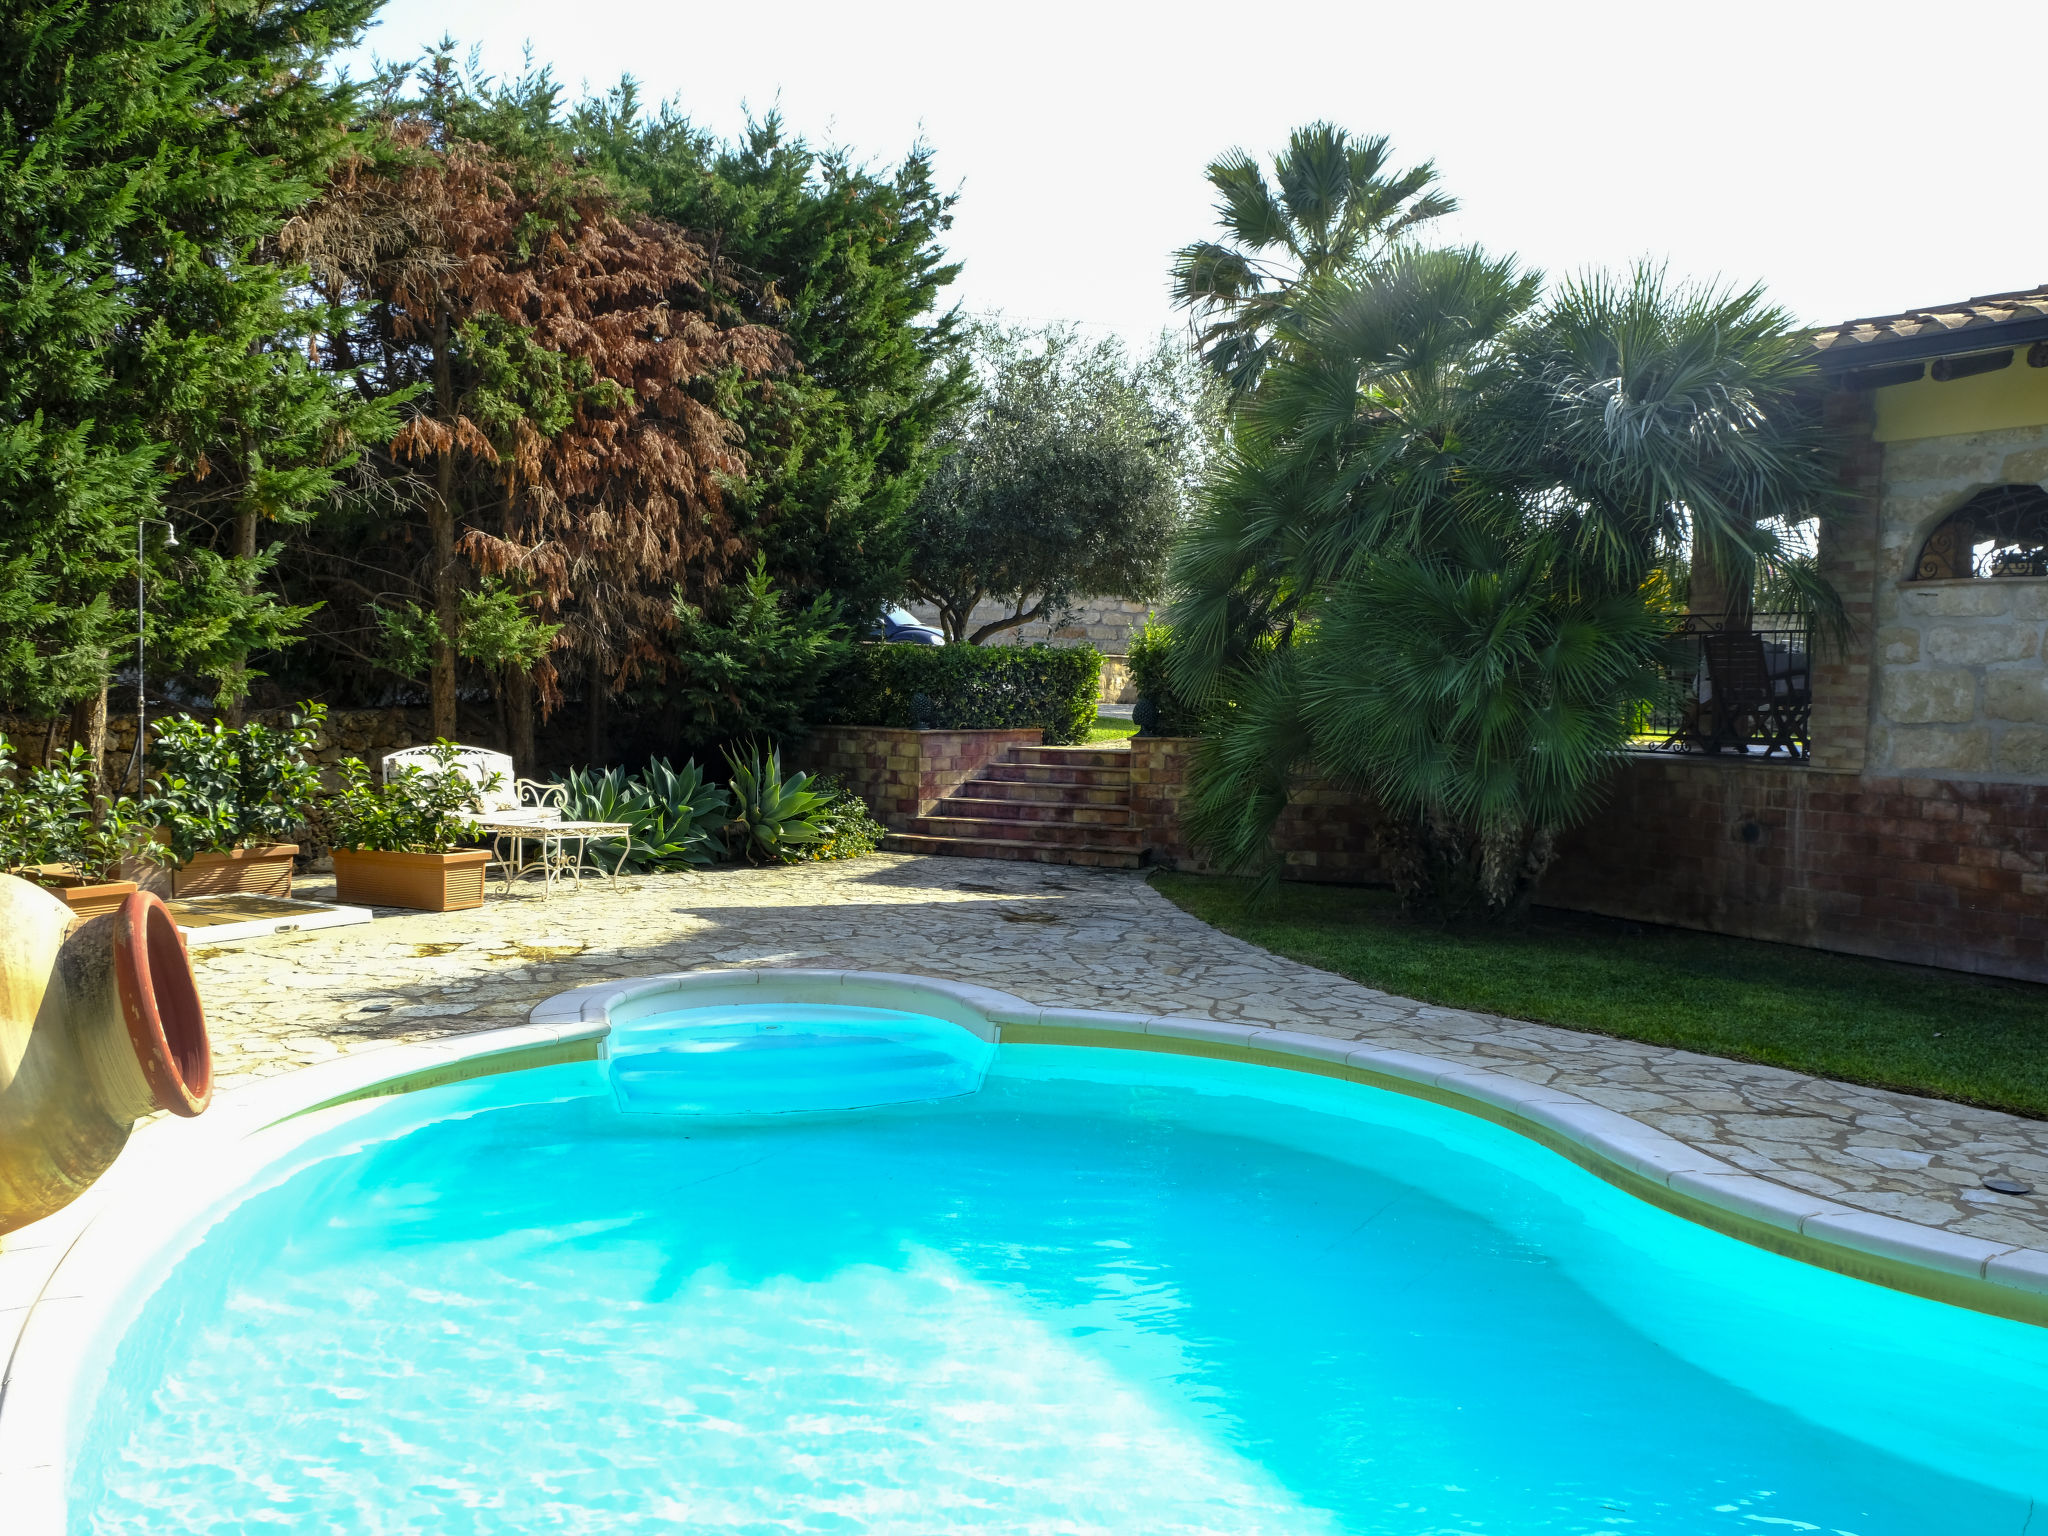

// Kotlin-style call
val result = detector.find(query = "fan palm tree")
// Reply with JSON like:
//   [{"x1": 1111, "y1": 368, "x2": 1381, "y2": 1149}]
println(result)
[
  {"x1": 1168, "y1": 251, "x2": 1839, "y2": 916},
  {"x1": 1169, "y1": 122, "x2": 1457, "y2": 396}
]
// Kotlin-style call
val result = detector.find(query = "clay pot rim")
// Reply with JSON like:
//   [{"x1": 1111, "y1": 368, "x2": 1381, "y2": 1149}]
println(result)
[{"x1": 111, "y1": 892, "x2": 212, "y2": 1118}]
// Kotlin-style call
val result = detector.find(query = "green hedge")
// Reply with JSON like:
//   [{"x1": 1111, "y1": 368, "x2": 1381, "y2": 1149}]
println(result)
[
  {"x1": 1127, "y1": 622, "x2": 1206, "y2": 737},
  {"x1": 820, "y1": 643, "x2": 1101, "y2": 745}
]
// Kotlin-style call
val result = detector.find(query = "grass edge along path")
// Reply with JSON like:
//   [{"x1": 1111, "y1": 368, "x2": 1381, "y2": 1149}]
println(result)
[{"x1": 1149, "y1": 873, "x2": 2048, "y2": 1121}]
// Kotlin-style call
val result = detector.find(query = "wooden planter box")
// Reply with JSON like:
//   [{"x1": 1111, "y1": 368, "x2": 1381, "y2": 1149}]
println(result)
[
  {"x1": 14, "y1": 867, "x2": 140, "y2": 921},
  {"x1": 173, "y1": 843, "x2": 299, "y2": 900},
  {"x1": 331, "y1": 847, "x2": 490, "y2": 912}
]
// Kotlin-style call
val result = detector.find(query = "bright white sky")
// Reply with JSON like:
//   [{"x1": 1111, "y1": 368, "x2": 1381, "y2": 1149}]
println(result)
[{"x1": 344, "y1": 0, "x2": 2047, "y2": 350}]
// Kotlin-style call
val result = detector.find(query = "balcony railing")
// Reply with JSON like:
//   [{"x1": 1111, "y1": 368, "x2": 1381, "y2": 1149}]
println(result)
[{"x1": 1639, "y1": 612, "x2": 1813, "y2": 760}]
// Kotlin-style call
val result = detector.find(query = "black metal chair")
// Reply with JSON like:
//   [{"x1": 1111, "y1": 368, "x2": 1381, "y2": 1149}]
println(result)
[{"x1": 1699, "y1": 631, "x2": 1810, "y2": 758}]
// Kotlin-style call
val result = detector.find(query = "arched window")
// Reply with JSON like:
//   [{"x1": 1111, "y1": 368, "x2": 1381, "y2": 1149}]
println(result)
[{"x1": 1911, "y1": 484, "x2": 2048, "y2": 580}]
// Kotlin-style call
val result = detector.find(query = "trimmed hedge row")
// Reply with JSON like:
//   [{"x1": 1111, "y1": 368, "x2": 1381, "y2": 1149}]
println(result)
[{"x1": 820, "y1": 643, "x2": 1101, "y2": 745}]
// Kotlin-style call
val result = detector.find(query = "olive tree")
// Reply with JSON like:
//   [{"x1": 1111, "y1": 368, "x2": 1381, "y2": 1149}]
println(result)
[{"x1": 905, "y1": 322, "x2": 1220, "y2": 644}]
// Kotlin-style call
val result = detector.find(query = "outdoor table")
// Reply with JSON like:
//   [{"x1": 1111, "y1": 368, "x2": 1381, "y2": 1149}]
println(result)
[{"x1": 476, "y1": 813, "x2": 634, "y2": 899}]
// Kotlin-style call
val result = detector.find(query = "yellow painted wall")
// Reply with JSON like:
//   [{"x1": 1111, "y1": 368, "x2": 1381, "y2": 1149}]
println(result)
[{"x1": 1872, "y1": 348, "x2": 2048, "y2": 442}]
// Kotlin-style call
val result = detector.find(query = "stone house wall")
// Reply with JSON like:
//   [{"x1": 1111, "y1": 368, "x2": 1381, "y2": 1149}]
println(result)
[
  {"x1": 1867, "y1": 423, "x2": 2048, "y2": 781},
  {"x1": 905, "y1": 598, "x2": 1155, "y2": 653}
]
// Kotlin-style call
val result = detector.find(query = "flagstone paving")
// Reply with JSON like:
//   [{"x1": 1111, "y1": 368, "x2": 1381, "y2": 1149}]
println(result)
[{"x1": 189, "y1": 852, "x2": 2048, "y2": 1253}]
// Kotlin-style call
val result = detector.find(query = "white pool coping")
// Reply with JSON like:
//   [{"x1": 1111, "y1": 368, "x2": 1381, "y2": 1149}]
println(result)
[{"x1": 3, "y1": 966, "x2": 2045, "y2": 1528}]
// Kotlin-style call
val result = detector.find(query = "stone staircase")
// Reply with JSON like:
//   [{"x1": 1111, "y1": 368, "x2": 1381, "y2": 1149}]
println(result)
[{"x1": 880, "y1": 745, "x2": 1142, "y2": 869}]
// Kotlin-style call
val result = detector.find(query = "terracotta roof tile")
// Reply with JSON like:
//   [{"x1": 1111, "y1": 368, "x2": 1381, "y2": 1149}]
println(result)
[{"x1": 1808, "y1": 285, "x2": 2048, "y2": 357}]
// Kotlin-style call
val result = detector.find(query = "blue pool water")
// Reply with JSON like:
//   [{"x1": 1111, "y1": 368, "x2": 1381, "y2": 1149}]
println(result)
[{"x1": 69, "y1": 1009, "x2": 2048, "y2": 1535}]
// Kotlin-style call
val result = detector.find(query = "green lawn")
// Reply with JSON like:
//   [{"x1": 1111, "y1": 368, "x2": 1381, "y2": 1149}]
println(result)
[
  {"x1": 1150, "y1": 873, "x2": 2048, "y2": 1119},
  {"x1": 1086, "y1": 711, "x2": 1138, "y2": 743}
]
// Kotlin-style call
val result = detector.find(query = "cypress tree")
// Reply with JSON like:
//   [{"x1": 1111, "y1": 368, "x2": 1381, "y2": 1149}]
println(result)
[
  {"x1": 568, "y1": 89, "x2": 971, "y2": 626},
  {"x1": 0, "y1": 0, "x2": 391, "y2": 777}
]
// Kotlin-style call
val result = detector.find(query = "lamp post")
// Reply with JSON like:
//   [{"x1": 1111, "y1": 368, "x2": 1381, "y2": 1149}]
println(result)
[{"x1": 128, "y1": 516, "x2": 177, "y2": 795}]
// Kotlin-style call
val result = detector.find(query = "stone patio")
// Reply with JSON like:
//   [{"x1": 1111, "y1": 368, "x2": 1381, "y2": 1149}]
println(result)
[{"x1": 190, "y1": 852, "x2": 2048, "y2": 1254}]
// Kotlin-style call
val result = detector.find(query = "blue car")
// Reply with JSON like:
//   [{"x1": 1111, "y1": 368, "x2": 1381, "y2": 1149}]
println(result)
[{"x1": 874, "y1": 606, "x2": 945, "y2": 645}]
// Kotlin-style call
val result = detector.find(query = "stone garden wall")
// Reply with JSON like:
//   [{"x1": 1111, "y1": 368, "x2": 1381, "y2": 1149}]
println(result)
[{"x1": 0, "y1": 707, "x2": 438, "y2": 788}]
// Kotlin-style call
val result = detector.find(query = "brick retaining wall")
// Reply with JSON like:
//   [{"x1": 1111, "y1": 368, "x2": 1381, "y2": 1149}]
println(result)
[
  {"x1": 1544, "y1": 756, "x2": 2048, "y2": 982},
  {"x1": 797, "y1": 727, "x2": 1043, "y2": 828},
  {"x1": 1129, "y1": 737, "x2": 1386, "y2": 883},
  {"x1": 1125, "y1": 735, "x2": 2048, "y2": 983}
]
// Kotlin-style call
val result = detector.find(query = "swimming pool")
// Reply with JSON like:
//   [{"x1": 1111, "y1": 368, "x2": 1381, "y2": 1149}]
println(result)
[{"x1": 44, "y1": 987, "x2": 2048, "y2": 1535}]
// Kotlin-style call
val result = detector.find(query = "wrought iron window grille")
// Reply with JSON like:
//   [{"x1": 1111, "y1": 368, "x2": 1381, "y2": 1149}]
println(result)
[{"x1": 1911, "y1": 484, "x2": 2048, "y2": 581}]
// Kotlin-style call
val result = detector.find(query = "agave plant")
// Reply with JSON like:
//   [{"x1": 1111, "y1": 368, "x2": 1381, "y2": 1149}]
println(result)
[
  {"x1": 723, "y1": 745, "x2": 829, "y2": 865},
  {"x1": 561, "y1": 757, "x2": 729, "y2": 871}
]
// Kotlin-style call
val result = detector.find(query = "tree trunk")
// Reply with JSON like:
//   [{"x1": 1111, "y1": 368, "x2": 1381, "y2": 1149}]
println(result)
[
  {"x1": 1689, "y1": 524, "x2": 1750, "y2": 629},
  {"x1": 968, "y1": 596, "x2": 1049, "y2": 646},
  {"x1": 224, "y1": 499, "x2": 259, "y2": 726},
  {"x1": 428, "y1": 309, "x2": 460, "y2": 739},
  {"x1": 68, "y1": 684, "x2": 109, "y2": 798},
  {"x1": 585, "y1": 653, "x2": 609, "y2": 766},
  {"x1": 506, "y1": 668, "x2": 536, "y2": 776}
]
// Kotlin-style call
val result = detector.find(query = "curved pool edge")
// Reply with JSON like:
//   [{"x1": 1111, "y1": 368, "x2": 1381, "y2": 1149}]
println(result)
[
  {"x1": 2, "y1": 967, "x2": 2045, "y2": 1530},
  {"x1": 526, "y1": 967, "x2": 2048, "y2": 1329}
]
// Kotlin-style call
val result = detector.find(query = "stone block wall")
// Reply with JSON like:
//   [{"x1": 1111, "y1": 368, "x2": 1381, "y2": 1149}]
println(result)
[
  {"x1": 906, "y1": 597, "x2": 1155, "y2": 651},
  {"x1": 1864, "y1": 420, "x2": 2048, "y2": 782},
  {"x1": 796, "y1": 726, "x2": 1041, "y2": 829},
  {"x1": 0, "y1": 707, "x2": 437, "y2": 789}
]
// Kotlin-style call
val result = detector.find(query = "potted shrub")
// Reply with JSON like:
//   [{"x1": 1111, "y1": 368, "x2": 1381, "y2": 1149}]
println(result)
[
  {"x1": 0, "y1": 741, "x2": 151, "y2": 919},
  {"x1": 149, "y1": 709, "x2": 325, "y2": 898},
  {"x1": 323, "y1": 747, "x2": 492, "y2": 911}
]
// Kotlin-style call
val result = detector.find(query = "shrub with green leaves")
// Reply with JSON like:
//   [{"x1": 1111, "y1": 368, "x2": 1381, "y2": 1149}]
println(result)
[
  {"x1": 148, "y1": 708, "x2": 327, "y2": 863},
  {"x1": 803, "y1": 777, "x2": 888, "y2": 862},
  {"x1": 723, "y1": 746, "x2": 830, "y2": 864},
  {"x1": 320, "y1": 747, "x2": 489, "y2": 855},
  {"x1": 1126, "y1": 623, "x2": 1206, "y2": 738},
  {"x1": 819, "y1": 643, "x2": 1100, "y2": 744},
  {"x1": 669, "y1": 558, "x2": 846, "y2": 750},
  {"x1": 0, "y1": 739, "x2": 153, "y2": 884},
  {"x1": 561, "y1": 757, "x2": 730, "y2": 871}
]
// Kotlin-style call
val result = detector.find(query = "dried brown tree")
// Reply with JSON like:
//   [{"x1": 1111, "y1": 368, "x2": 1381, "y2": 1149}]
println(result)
[{"x1": 285, "y1": 116, "x2": 788, "y2": 762}]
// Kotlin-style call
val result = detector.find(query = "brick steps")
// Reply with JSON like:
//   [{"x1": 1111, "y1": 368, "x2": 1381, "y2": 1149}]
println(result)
[
  {"x1": 890, "y1": 741, "x2": 1140, "y2": 869},
  {"x1": 938, "y1": 797, "x2": 1133, "y2": 826},
  {"x1": 978, "y1": 763, "x2": 1130, "y2": 788},
  {"x1": 1009, "y1": 746, "x2": 1133, "y2": 770},
  {"x1": 913, "y1": 815, "x2": 1141, "y2": 849},
  {"x1": 952, "y1": 779, "x2": 1126, "y2": 806},
  {"x1": 880, "y1": 833, "x2": 1143, "y2": 869}
]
